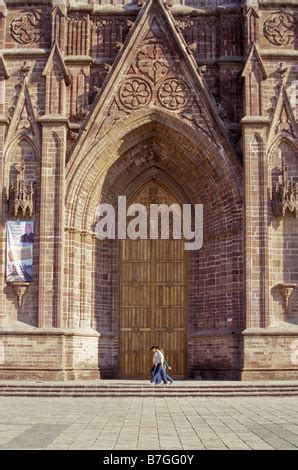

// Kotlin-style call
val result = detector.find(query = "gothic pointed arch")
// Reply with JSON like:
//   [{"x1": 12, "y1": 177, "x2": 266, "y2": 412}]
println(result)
[
  {"x1": 4, "y1": 81, "x2": 40, "y2": 218},
  {"x1": 73, "y1": 115, "x2": 244, "y2": 378},
  {"x1": 65, "y1": 109, "x2": 242, "y2": 232},
  {"x1": 4, "y1": 79, "x2": 41, "y2": 153}
]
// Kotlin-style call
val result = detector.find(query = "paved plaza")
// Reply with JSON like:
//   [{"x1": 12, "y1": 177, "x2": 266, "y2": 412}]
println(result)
[{"x1": 0, "y1": 396, "x2": 297, "y2": 450}]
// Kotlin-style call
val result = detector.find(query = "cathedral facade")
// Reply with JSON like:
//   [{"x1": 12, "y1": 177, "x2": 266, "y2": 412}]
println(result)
[{"x1": 0, "y1": 0, "x2": 297, "y2": 381}]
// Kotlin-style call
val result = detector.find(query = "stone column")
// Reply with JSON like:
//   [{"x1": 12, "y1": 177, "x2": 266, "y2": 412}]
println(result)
[
  {"x1": 38, "y1": 39, "x2": 70, "y2": 328},
  {"x1": 66, "y1": 227, "x2": 75, "y2": 328},
  {"x1": 0, "y1": 7, "x2": 9, "y2": 325},
  {"x1": 241, "y1": 9, "x2": 271, "y2": 329},
  {"x1": 37, "y1": 118, "x2": 67, "y2": 328},
  {"x1": 91, "y1": 233, "x2": 97, "y2": 330},
  {"x1": 0, "y1": 2, "x2": 6, "y2": 51},
  {"x1": 0, "y1": 117, "x2": 8, "y2": 327},
  {"x1": 242, "y1": 122, "x2": 270, "y2": 329},
  {"x1": 80, "y1": 231, "x2": 93, "y2": 328},
  {"x1": 67, "y1": 228, "x2": 81, "y2": 329}
]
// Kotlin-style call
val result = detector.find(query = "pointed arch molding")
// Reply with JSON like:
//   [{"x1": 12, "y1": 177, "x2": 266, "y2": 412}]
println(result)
[
  {"x1": 65, "y1": 109, "x2": 242, "y2": 232},
  {"x1": 268, "y1": 135, "x2": 298, "y2": 163},
  {"x1": 4, "y1": 79, "x2": 41, "y2": 156},
  {"x1": 66, "y1": 0, "x2": 241, "y2": 206}
]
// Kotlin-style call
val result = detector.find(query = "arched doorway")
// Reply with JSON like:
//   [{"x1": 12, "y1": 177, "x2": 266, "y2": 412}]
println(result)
[
  {"x1": 65, "y1": 112, "x2": 243, "y2": 380},
  {"x1": 119, "y1": 179, "x2": 187, "y2": 379}
]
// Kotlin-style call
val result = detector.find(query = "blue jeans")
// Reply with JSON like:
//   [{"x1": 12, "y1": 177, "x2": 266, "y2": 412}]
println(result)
[
  {"x1": 153, "y1": 364, "x2": 168, "y2": 384},
  {"x1": 157, "y1": 368, "x2": 173, "y2": 384},
  {"x1": 165, "y1": 371, "x2": 173, "y2": 383}
]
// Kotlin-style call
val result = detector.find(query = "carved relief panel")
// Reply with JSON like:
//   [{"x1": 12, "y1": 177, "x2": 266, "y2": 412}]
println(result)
[
  {"x1": 263, "y1": 11, "x2": 295, "y2": 47},
  {"x1": 8, "y1": 8, "x2": 51, "y2": 48},
  {"x1": 272, "y1": 160, "x2": 296, "y2": 219},
  {"x1": 8, "y1": 159, "x2": 35, "y2": 218}
]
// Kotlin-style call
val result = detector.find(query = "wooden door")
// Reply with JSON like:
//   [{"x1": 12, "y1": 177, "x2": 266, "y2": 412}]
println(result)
[{"x1": 119, "y1": 180, "x2": 187, "y2": 379}]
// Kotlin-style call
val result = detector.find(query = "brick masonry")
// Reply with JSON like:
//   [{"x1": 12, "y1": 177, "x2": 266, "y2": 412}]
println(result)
[{"x1": 0, "y1": 0, "x2": 297, "y2": 381}]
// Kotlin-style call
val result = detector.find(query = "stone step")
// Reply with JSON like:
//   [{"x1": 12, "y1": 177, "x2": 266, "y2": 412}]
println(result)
[
  {"x1": 1, "y1": 384, "x2": 298, "y2": 390},
  {"x1": 0, "y1": 387, "x2": 297, "y2": 392},
  {"x1": 1, "y1": 384, "x2": 298, "y2": 397},
  {"x1": 0, "y1": 387, "x2": 298, "y2": 393},
  {"x1": 0, "y1": 391, "x2": 298, "y2": 398}
]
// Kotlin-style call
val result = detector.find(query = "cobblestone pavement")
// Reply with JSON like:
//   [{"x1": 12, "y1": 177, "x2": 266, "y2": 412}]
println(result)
[{"x1": 0, "y1": 396, "x2": 297, "y2": 450}]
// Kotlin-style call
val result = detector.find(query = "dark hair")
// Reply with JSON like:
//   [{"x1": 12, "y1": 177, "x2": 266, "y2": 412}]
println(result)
[
  {"x1": 155, "y1": 346, "x2": 160, "y2": 349},
  {"x1": 150, "y1": 346, "x2": 155, "y2": 350}
]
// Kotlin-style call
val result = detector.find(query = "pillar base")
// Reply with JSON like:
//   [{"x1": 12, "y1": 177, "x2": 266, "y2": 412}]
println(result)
[
  {"x1": 0, "y1": 327, "x2": 100, "y2": 381},
  {"x1": 241, "y1": 327, "x2": 298, "y2": 381}
]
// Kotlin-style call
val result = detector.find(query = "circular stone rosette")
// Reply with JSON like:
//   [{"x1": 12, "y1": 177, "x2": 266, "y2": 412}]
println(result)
[
  {"x1": 119, "y1": 78, "x2": 152, "y2": 110},
  {"x1": 158, "y1": 79, "x2": 190, "y2": 111},
  {"x1": 263, "y1": 12, "x2": 294, "y2": 46},
  {"x1": 10, "y1": 10, "x2": 44, "y2": 45}
]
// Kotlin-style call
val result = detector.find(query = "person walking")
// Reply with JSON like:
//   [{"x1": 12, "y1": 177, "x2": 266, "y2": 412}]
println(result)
[
  {"x1": 149, "y1": 346, "x2": 168, "y2": 385},
  {"x1": 159, "y1": 347, "x2": 174, "y2": 384},
  {"x1": 149, "y1": 346, "x2": 158, "y2": 383}
]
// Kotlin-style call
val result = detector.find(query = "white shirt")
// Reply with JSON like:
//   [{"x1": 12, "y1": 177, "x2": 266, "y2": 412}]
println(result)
[{"x1": 154, "y1": 350, "x2": 164, "y2": 365}]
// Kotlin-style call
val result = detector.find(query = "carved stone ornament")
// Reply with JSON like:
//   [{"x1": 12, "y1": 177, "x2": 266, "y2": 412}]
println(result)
[
  {"x1": 276, "y1": 62, "x2": 288, "y2": 82},
  {"x1": 277, "y1": 106, "x2": 293, "y2": 135},
  {"x1": 20, "y1": 61, "x2": 31, "y2": 79},
  {"x1": 272, "y1": 160, "x2": 296, "y2": 219},
  {"x1": 10, "y1": 10, "x2": 45, "y2": 45},
  {"x1": 139, "y1": 181, "x2": 171, "y2": 209},
  {"x1": 158, "y1": 79, "x2": 190, "y2": 111},
  {"x1": 276, "y1": 283, "x2": 296, "y2": 308},
  {"x1": 263, "y1": 12, "x2": 294, "y2": 46},
  {"x1": 9, "y1": 160, "x2": 35, "y2": 217},
  {"x1": 136, "y1": 43, "x2": 171, "y2": 83},
  {"x1": 134, "y1": 149, "x2": 166, "y2": 167},
  {"x1": 119, "y1": 78, "x2": 152, "y2": 110},
  {"x1": 17, "y1": 104, "x2": 32, "y2": 132},
  {"x1": 7, "y1": 281, "x2": 30, "y2": 308},
  {"x1": 92, "y1": 14, "x2": 216, "y2": 146}
]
